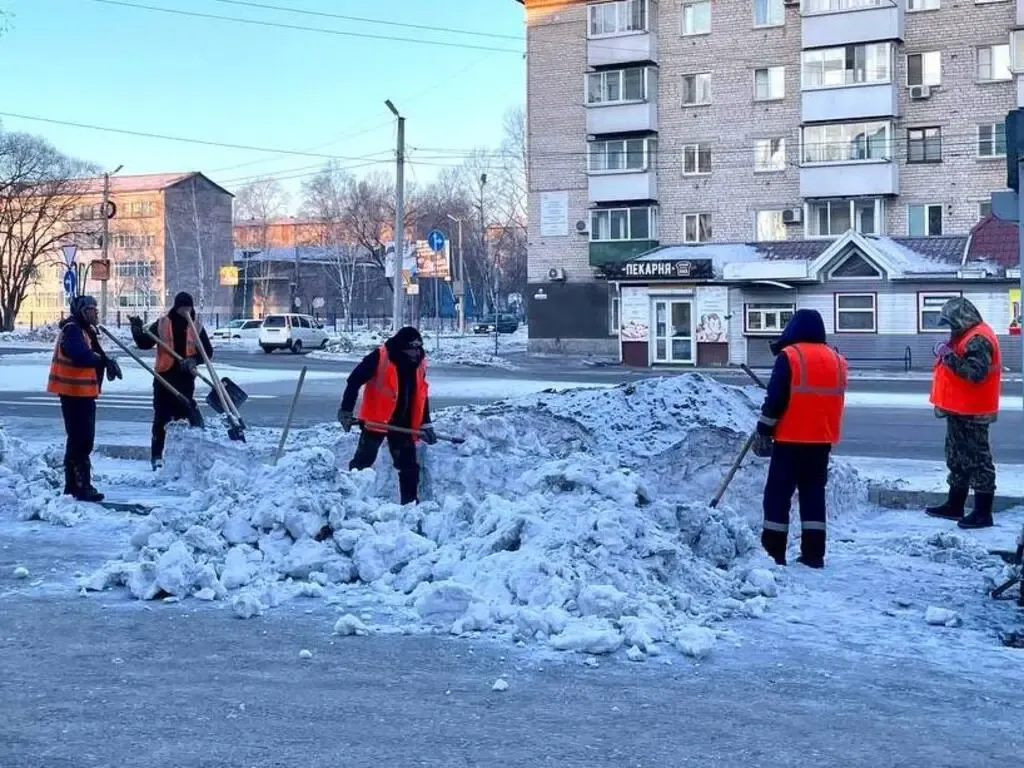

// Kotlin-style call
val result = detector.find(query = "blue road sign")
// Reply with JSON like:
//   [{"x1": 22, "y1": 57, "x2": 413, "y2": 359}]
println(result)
[
  {"x1": 63, "y1": 269, "x2": 77, "y2": 298},
  {"x1": 426, "y1": 229, "x2": 447, "y2": 252}
]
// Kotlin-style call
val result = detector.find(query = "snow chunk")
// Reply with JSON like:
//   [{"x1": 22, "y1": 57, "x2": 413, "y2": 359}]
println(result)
[
  {"x1": 548, "y1": 621, "x2": 623, "y2": 655},
  {"x1": 924, "y1": 606, "x2": 961, "y2": 628},
  {"x1": 232, "y1": 593, "x2": 264, "y2": 619},
  {"x1": 12, "y1": 566, "x2": 29, "y2": 579},
  {"x1": 333, "y1": 614, "x2": 371, "y2": 637},
  {"x1": 675, "y1": 625, "x2": 716, "y2": 659},
  {"x1": 491, "y1": 678, "x2": 509, "y2": 692},
  {"x1": 299, "y1": 649, "x2": 313, "y2": 660}
]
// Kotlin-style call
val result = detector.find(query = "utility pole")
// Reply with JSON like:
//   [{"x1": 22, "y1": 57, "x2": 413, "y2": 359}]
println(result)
[
  {"x1": 99, "y1": 164, "x2": 122, "y2": 325},
  {"x1": 447, "y1": 213, "x2": 464, "y2": 333},
  {"x1": 386, "y1": 100, "x2": 405, "y2": 331}
]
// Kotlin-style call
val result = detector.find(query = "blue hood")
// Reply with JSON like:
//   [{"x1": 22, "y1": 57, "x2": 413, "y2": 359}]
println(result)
[{"x1": 769, "y1": 309, "x2": 827, "y2": 355}]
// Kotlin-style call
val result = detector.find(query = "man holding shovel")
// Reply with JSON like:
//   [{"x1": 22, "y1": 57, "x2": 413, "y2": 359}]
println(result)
[
  {"x1": 128, "y1": 292, "x2": 213, "y2": 470},
  {"x1": 337, "y1": 326, "x2": 437, "y2": 506}
]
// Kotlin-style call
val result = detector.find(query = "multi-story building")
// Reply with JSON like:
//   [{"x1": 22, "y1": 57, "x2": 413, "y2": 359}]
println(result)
[
  {"x1": 519, "y1": 0, "x2": 1024, "y2": 364},
  {"x1": 18, "y1": 172, "x2": 234, "y2": 325}
]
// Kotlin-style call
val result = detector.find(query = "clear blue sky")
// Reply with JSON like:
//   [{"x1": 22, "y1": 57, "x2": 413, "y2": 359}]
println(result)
[{"x1": 0, "y1": 0, "x2": 525, "y2": 207}]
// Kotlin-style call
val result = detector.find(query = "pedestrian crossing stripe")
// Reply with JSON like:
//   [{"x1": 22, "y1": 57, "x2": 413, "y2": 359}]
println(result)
[{"x1": 0, "y1": 394, "x2": 275, "y2": 410}]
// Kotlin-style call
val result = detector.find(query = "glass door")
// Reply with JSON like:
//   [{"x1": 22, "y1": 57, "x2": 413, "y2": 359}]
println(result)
[
  {"x1": 650, "y1": 299, "x2": 694, "y2": 364},
  {"x1": 652, "y1": 300, "x2": 669, "y2": 363}
]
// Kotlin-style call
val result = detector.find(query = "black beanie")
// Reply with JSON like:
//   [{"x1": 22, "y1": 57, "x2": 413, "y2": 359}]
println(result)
[
  {"x1": 389, "y1": 326, "x2": 422, "y2": 348},
  {"x1": 173, "y1": 292, "x2": 194, "y2": 310}
]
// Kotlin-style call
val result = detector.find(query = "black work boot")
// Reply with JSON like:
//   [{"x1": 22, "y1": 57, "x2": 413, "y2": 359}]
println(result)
[
  {"x1": 925, "y1": 487, "x2": 968, "y2": 521},
  {"x1": 798, "y1": 530, "x2": 826, "y2": 569},
  {"x1": 760, "y1": 529, "x2": 787, "y2": 566},
  {"x1": 74, "y1": 460, "x2": 104, "y2": 503},
  {"x1": 62, "y1": 460, "x2": 77, "y2": 497},
  {"x1": 398, "y1": 466, "x2": 420, "y2": 506},
  {"x1": 958, "y1": 492, "x2": 994, "y2": 529}
]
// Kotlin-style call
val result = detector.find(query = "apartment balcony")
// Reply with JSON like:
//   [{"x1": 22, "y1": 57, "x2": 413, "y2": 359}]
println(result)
[
  {"x1": 588, "y1": 32, "x2": 657, "y2": 68},
  {"x1": 589, "y1": 171, "x2": 657, "y2": 204},
  {"x1": 587, "y1": 100, "x2": 658, "y2": 135},
  {"x1": 589, "y1": 239, "x2": 659, "y2": 266},
  {"x1": 800, "y1": 161, "x2": 898, "y2": 198},
  {"x1": 802, "y1": 83, "x2": 898, "y2": 122},
  {"x1": 801, "y1": 0, "x2": 904, "y2": 49}
]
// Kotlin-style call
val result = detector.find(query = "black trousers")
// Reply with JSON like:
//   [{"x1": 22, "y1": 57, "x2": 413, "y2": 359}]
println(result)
[
  {"x1": 151, "y1": 377, "x2": 197, "y2": 461},
  {"x1": 350, "y1": 429, "x2": 420, "y2": 505},
  {"x1": 762, "y1": 442, "x2": 831, "y2": 562},
  {"x1": 60, "y1": 395, "x2": 96, "y2": 489}
]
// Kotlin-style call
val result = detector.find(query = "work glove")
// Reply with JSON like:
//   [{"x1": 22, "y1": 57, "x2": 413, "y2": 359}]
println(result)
[
  {"x1": 104, "y1": 357, "x2": 123, "y2": 382},
  {"x1": 751, "y1": 432, "x2": 773, "y2": 459},
  {"x1": 933, "y1": 341, "x2": 952, "y2": 358},
  {"x1": 338, "y1": 409, "x2": 355, "y2": 433},
  {"x1": 420, "y1": 424, "x2": 438, "y2": 446},
  {"x1": 128, "y1": 315, "x2": 144, "y2": 331},
  {"x1": 182, "y1": 358, "x2": 199, "y2": 377}
]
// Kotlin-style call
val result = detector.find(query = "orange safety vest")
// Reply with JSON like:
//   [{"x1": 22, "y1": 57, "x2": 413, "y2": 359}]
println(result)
[
  {"x1": 358, "y1": 345, "x2": 428, "y2": 440},
  {"x1": 154, "y1": 315, "x2": 198, "y2": 373},
  {"x1": 46, "y1": 323, "x2": 100, "y2": 399},
  {"x1": 929, "y1": 322, "x2": 1002, "y2": 416},
  {"x1": 774, "y1": 343, "x2": 848, "y2": 445}
]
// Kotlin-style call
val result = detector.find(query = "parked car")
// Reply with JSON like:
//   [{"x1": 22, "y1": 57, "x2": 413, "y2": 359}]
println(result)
[
  {"x1": 473, "y1": 314, "x2": 519, "y2": 335},
  {"x1": 212, "y1": 318, "x2": 263, "y2": 341},
  {"x1": 259, "y1": 313, "x2": 330, "y2": 353}
]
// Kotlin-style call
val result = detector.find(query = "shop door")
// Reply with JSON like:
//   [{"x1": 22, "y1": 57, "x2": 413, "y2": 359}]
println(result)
[{"x1": 651, "y1": 299, "x2": 695, "y2": 364}]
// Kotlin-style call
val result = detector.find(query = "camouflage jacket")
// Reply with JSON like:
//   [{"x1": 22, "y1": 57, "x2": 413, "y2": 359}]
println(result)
[{"x1": 935, "y1": 297, "x2": 997, "y2": 424}]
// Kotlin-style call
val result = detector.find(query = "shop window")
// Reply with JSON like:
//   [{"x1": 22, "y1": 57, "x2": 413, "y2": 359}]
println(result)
[
  {"x1": 834, "y1": 292, "x2": 876, "y2": 332},
  {"x1": 745, "y1": 302, "x2": 795, "y2": 335},
  {"x1": 918, "y1": 291, "x2": 960, "y2": 332}
]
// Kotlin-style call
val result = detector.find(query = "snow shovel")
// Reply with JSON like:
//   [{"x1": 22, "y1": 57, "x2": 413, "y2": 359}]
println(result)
[
  {"x1": 358, "y1": 420, "x2": 466, "y2": 445},
  {"x1": 142, "y1": 328, "x2": 248, "y2": 414},
  {"x1": 184, "y1": 314, "x2": 245, "y2": 442},
  {"x1": 709, "y1": 364, "x2": 768, "y2": 508},
  {"x1": 96, "y1": 325, "x2": 204, "y2": 428}
]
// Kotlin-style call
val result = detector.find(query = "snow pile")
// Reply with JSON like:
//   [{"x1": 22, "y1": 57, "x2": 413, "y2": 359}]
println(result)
[
  {"x1": 79, "y1": 374, "x2": 869, "y2": 657},
  {"x1": 0, "y1": 324, "x2": 135, "y2": 347},
  {"x1": 309, "y1": 327, "x2": 527, "y2": 369},
  {"x1": 884, "y1": 531, "x2": 1001, "y2": 571},
  {"x1": 0, "y1": 428, "x2": 87, "y2": 526}
]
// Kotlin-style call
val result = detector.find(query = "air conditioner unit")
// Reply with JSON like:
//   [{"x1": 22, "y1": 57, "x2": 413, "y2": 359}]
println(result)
[
  {"x1": 781, "y1": 207, "x2": 803, "y2": 225},
  {"x1": 574, "y1": 219, "x2": 589, "y2": 235},
  {"x1": 548, "y1": 267, "x2": 567, "y2": 282},
  {"x1": 909, "y1": 85, "x2": 931, "y2": 100}
]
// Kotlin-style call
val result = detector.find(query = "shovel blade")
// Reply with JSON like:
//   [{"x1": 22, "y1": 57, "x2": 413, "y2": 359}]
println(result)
[{"x1": 205, "y1": 378, "x2": 247, "y2": 415}]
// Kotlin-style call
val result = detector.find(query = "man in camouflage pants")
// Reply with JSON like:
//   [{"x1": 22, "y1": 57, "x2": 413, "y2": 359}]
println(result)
[{"x1": 926, "y1": 297, "x2": 1002, "y2": 529}]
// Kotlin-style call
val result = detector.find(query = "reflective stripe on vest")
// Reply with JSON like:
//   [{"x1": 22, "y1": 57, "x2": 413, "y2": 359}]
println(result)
[
  {"x1": 46, "y1": 327, "x2": 99, "y2": 398},
  {"x1": 773, "y1": 343, "x2": 848, "y2": 445},
  {"x1": 154, "y1": 316, "x2": 199, "y2": 373},
  {"x1": 928, "y1": 322, "x2": 1002, "y2": 416},
  {"x1": 357, "y1": 345, "x2": 428, "y2": 439}
]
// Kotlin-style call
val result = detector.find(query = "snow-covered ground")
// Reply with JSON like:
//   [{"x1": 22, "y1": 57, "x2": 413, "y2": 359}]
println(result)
[
  {"x1": 3, "y1": 372, "x2": 1021, "y2": 666},
  {"x1": 844, "y1": 455, "x2": 1024, "y2": 497}
]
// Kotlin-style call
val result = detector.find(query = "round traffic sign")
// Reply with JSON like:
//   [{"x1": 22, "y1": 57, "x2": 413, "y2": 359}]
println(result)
[{"x1": 426, "y1": 229, "x2": 446, "y2": 252}]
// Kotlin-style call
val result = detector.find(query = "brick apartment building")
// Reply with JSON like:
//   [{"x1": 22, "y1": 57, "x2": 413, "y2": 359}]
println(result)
[
  {"x1": 518, "y1": 0, "x2": 1024, "y2": 361},
  {"x1": 19, "y1": 172, "x2": 234, "y2": 325}
]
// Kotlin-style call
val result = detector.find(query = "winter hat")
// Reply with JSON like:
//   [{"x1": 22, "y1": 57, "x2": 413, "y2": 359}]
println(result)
[
  {"x1": 172, "y1": 292, "x2": 195, "y2": 310},
  {"x1": 389, "y1": 325, "x2": 423, "y2": 349},
  {"x1": 69, "y1": 295, "x2": 98, "y2": 321}
]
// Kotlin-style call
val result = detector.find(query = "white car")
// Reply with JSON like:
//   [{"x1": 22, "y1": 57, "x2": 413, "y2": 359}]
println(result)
[
  {"x1": 212, "y1": 318, "x2": 263, "y2": 341},
  {"x1": 258, "y1": 313, "x2": 330, "y2": 354}
]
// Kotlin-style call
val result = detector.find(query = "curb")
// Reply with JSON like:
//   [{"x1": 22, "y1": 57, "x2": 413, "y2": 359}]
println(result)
[
  {"x1": 96, "y1": 444, "x2": 149, "y2": 461},
  {"x1": 868, "y1": 485, "x2": 1024, "y2": 514}
]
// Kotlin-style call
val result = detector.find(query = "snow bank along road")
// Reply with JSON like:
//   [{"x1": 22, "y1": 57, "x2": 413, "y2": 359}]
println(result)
[{"x1": 3, "y1": 374, "x2": 1024, "y2": 767}]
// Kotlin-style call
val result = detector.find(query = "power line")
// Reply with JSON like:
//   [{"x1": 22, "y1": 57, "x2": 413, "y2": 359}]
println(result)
[
  {"x1": 84, "y1": 0, "x2": 525, "y2": 54},
  {"x1": 209, "y1": 0, "x2": 523, "y2": 41}
]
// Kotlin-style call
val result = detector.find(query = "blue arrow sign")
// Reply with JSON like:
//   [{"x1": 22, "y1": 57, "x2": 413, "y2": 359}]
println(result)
[
  {"x1": 62, "y1": 269, "x2": 77, "y2": 298},
  {"x1": 426, "y1": 229, "x2": 447, "y2": 253}
]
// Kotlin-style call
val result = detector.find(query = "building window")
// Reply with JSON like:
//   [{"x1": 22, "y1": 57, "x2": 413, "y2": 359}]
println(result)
[
  {"x1": 806, "y1": 199, "x2": 882, "y2": 237},
  {"x1": 977, "y1": 200, "x2": 992, "y2": 220},
  {"x1": 977, "y1": 44, "x2": 1011, "y2": 82},
  {"x1": 682, "y1": 73, "x2": 712, "y2": 105},
  {"x1": 125, "y1": 200, "x2": 154, "y2": 218},
  {"x1": 681, "y1": 1, "x2": 711, "y2": 34},
  {"x1": 587, "y1": 138, "x2": 655, "y2": 172},
  {"x1": 977, "y1": 122, "x2": 1006, "y2": 158},
  {"x1": 590, "y1": 206, "x2": 658, "y2": 241},
  {"x1": 110, "y1": 233, "x2": 156, "y2": 249},
  {"x1": 754, "y1": 137, "x2": 787, "y2": 172},
  {"x1": 907, "y1": 127, "x2": 941, "y2": 163},
  {"x1": 756, "y1": 210, "x2": 787, "y2": 241},
  {"x1": 802, "y1": 121, "x2": 891, "y2": 164},
  {"x1": 683, "y1": 213, "x2": 712, "y2": 243},
  {"x1": 588, "y1": 0, "x2": 648, "y2": 37},
  {"x1": 803, "y1": 0, "x2": 886, "y2": 11},
  {"x1": 828, "y1": 252, "x2": 883, "y2": 279},
  {"x1": 586, "y1": 67, "x2": 647, "y2": 105},
  {"x1": 114, "y1": 260, "x2": 156, "y2": 278},
  {"x1": 754, "y1": 66, "x2": 786, "y2": 101},
  {"x1": 907, "y1": 0, "x2": 939, "y2": 9},
  {"x1": 907, "y1": 204, "x2": 943, "y2": 236},
  {"x1": 745, "y1": 302, "x2": 795, "y2": 335},
  {"x1": 681, "y1": 143, "x2": 712, "y2": 175},
  {"x1": 906, "y1": 51, "x2": 942, "y2": 87},
  {"x1": 918, "y1": 292, "x2": 961, "y2": 332},
  {"x1": 835, "y1": 294, "x2": 876, "y2": 333},
  {"x1": 609, "y1": 292, "x2": 621, "y2": 335},
  {"x1": 753, "y1": 0, "x2": 784, "y2": 26},
  {"x1": 801, "y1": 43, "x2": 891, "y2": 89}
]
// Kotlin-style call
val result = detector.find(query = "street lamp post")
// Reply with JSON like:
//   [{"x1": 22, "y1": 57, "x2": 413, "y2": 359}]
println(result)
[
  {"x1": 385, "y1": 99, "x2": 405, "y2": 331},
  {"x1": 99, "y1": 164, "x2": 124, "y2": 325},
  {"x1": 446, "y1": 213, "x2": 464, "y2": 334}
]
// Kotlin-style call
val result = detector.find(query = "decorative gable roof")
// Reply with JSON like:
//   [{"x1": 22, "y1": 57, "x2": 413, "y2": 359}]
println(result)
[{"x1": 967, "y1": 214, "x2": 1017, "y2": 268}]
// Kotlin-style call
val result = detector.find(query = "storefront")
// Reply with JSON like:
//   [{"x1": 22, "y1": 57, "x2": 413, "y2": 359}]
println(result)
[{"x1": 603, "y1": 257, "x2": 730, "y2": 367}]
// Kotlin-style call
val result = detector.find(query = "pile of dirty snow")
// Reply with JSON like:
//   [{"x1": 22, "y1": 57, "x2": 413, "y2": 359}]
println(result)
[
  {"x1": 78, "y1": 374, "x2": 867, "y2": 657},
  {"x1": 309, "y1": 327, "x2": 526, "y2": 369},
  {"x1": 0, "y1": 428, "x2": 88, "y2": 526}
]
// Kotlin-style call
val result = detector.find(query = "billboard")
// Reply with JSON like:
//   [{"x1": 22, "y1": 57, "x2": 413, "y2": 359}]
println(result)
[
  {"x1": 383, "y1": 242, "x2": 417, "y2": 278},
  {"x1": 415, "y1": 240, "x2": 451, "y2": 280}
]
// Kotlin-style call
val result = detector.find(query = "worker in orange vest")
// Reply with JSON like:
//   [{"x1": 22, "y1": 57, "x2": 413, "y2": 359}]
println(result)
[
  {"x1": 46, "y1": 295, "x2": 123, "y2": 502},
  {"x1": 925, "y1": 297, "x2": 1002, "y2": 529},
  {"x1": 752, "y1": 309, "x2": 848, "y2": 569},
  {"x1": 337, "y1": 326, "x2": 437, "y2": 505}
]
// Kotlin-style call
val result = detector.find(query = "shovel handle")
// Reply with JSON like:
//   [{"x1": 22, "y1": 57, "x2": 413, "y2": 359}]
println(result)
[
  {"x1": 143, "y1": 328, "x2": 216, "y2": 389},
  {"x1": 358, "y1": 420, "x2": 465, "y2": 445},
  {"x1": 97, "y1": 325, "x2": 192, "y2": 407},
  {"x1": 185, "y1": 313, "x2": 243, "y2": 429}
]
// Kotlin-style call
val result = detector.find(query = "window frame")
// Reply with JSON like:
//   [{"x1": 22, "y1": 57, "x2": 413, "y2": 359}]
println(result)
[
  {"x1": 977, "y1": 43, "x2": 1012, "y2": 82},
  {"x1": 584, "y1": 67, "x2": 648, "y2": 106},
  {"x1": 801, "y1": 0, "x2": 887, "y2": 14},
  {"x1": 753, "y1": 65, "x2": 786, "y2": 101},
  {"x1": 826, "y1": 252, "x2": 884, "y2": 281},
  {"x1": 800, "y1": 120, "x2": 892, "y2": 165},
  {"x1": 609, "y1": 290, "x2": 621, "y2": 336},
  {"x1": 589, "y1": 206, "x2": 659, "y2": 242},
  {"x1": 906, "y1": 0, "x2": 940, "y2": 10},
  {"x1": 833, "y1": 292, "x2": 878, "y2": 334},
  {"x1": 801, "y1": 42, "x2": 893, "y2": 90},
  {"x1": 906, "y1": 203, "x2": 944, "y2": 237},
  {"x1": 744, "y1": 302, "x2": 796, "y2": 336},
  {"x1": 753, "y1": 137, "x2": 787, "y2": 172},
  {"x1": 804, "y1": 198, "x2": 884, "y2": 239},
  {"x1": 587, "y1": 137, "x2": 656, "y2": 174},
  {"x1": 976, "y1": 122, "x2": 1007, "y2": 158},
  {"x1": 753, "y1": 0, "x2": 785, "y2": 28},
  {"x1": 755, "y1": 210, "x2": 788, "y2": 241},
  {"x1": 681, "y1": 72, "x2": 712, "y2": 106},
  {"x1": 681, "y1": 0, "x2": 711, "y2": 35},
  {"x1": 587, "y1": 0, "x2": 649, "y2": 38},
  {"x1": 906, "y1": 51, "x2": 942, "y2": 87},
  {"x1": 977, "y1": 200, "x2": 993, "y2": 220},
  {"x1": 907, "y1": 126, "x2": 942, "y2": 164},
  {"x1": 917, "y1": 291, "x2": 962, "y2": 333},
  {"x1": 681, "y1": 142, "x2": 712, "y2": 176},
  {"x1": 682, "y1": 212, "x2": 712, "y2": 243}
]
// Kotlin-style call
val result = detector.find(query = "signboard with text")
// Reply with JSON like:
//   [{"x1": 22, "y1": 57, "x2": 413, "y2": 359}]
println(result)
[{"x1": 600, "y1": 258, "x2": 714, "y2": 281}]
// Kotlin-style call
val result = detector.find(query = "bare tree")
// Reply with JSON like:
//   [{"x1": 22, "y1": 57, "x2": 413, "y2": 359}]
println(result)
[
  {"x1": 233, "y1": 176, "x2": 288, "y2": 316},
  {"x1": 339, "y1": 171, "x2": 395, "y2": 276},
  {"x1": 0, "y1": 131, "x2": 96, "y2": 331}
]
